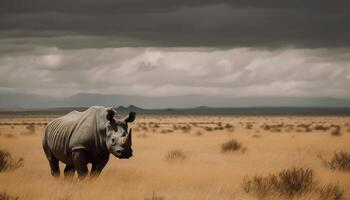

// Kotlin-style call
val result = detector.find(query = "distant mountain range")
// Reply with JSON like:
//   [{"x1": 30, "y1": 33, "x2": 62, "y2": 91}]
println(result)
[
  {"x1": 1, "y1": 92, "x2": 350, "y2": 115},
  {"x1": 1, "y1": 92, "x2": 350, "y2": 109}
]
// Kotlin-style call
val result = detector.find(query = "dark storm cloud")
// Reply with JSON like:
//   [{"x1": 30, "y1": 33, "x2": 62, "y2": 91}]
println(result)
[{"x1": 1, "y1": 0, "x2": 350, "y2": 48}]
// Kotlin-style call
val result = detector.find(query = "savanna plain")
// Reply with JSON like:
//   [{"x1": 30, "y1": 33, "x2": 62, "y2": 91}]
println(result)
[{"x1": 0, "y1": 114, "x2": 350, "y2": 200}]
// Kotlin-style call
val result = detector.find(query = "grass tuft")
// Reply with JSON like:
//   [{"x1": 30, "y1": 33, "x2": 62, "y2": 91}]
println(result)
[
  {"x1": 165, "y1": 150, "x2": 186, "y2": 161},
  {"x1": 243, "y1": 167, "x2": 314, "y2": 198},
  {"x1": 195, "y1": 131, "x2": 202, "y2": 136},
  {"x1": 221, "y1": 139, "x2": 244, "y2": 153},
  {"x1": 0, "y1": 149, "x2": 24, "y2": 172},
  {"x1": 0, "y1": 192, "x2": 19, "y2": 200},
  {"x1": 318, "y1": 184, "x2": 344, "y2": 200},
  {"x1": 330, "y1": 126, "x2": 341, "y2": 136},
  {"x1": 323, "y1": 152, "x2": 350, "y2": 171}
]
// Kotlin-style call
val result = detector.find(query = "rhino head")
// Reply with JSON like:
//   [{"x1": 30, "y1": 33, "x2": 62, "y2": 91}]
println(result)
[{"x1": 105, "y1": 109, "x2": 135, "y2": 159}]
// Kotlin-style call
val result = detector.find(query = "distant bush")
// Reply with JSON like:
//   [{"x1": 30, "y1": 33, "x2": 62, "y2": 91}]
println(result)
[
  {"x1": 149, "y1": 122, "x2": 160, "y2": 129},
  {"x1": 252, "y1": 134, "x2": 261, "y2": 138},
  {"x1": 0, "y1": 149, "x2": 23, "y2": 172},
  {"x1": 245, "y1": 123, "x2": 253, "y2": 129},
  {"x1": 243, "y1": 168, "x2": 314, "y2": 198},
  {"x1": 224, "y1": 123, "x2": 233, "y2": 129},
  {"x1": 271, "y1": 128, "x2": 282, "y2": 132},
  {"x1": 195, "y1": 131, "x2": 202, "y2": 136},
  {"x1": 180, "y1": 125, "x2": 191, "y2": 133},
  {"x1": 330, "y1": 126, "x2": 341, "y2": 136},
  {"x1": 165, "y1": 150, "x2": 186, "y2": 161},
  {"x1": 172, "y1": 125, "x2": 179, "y2": 130},
  {"x1": 214, "y1": 126, "x2": 224, "y2": 131},
  {"x1": 204, "y1": 126, "x2": 213, "y2": 131},
  {"x1": 314, "y1": 125, "x2": 330, "y2": 131},
  {"x1": 160, "y1": 129, "x2": 173, "y2": 134},
  {"x1": 26, "y1": 123, "x2": 35, "y2": 133},
  {"x1": 323, "y1": 152, "x2": 350, "y2": 171},
  {"x1": 0, "y1": 192, "x2": 19, "y2": 200},
  {"x1": 4, "y1": 134, "x2": 14, "y2": 138},
  {"x1": 221, "y1": 139, "x2": 244, "y2": 153}
]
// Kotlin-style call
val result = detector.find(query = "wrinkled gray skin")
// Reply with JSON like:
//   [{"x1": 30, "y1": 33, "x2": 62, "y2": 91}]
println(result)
[{"x1": 42, "y1": 106, "x2": 135, "y2": 179}]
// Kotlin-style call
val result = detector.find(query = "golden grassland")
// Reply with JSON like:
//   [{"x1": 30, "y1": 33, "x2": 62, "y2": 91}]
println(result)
[{"x1": 0, "y1": 115, "x2": 350, "y2": 200}]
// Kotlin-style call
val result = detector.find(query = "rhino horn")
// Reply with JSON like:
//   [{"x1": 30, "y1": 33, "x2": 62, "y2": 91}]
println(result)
[
  {"x1": 121, "y1": 129, "x2": 132, "y2": 146},
  {"x1": 126, "y1": 128, "x2": 132, "y2": 146}
]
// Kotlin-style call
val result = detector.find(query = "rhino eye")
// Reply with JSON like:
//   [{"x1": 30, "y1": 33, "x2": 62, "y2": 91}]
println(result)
[{"x1": 111, "y1": 138, "x2": 116, "y2": 144}]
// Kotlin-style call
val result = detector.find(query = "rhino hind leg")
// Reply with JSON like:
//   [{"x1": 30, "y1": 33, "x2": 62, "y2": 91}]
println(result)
[
  {"x1": 64, "y1": 165, "x2": 75, "y2": 178},
  {"x1": 43, "y1": 144, "x2": 60, "y2": 177},
  {"x1": 45, "y1": 152, "x2": 60, "y2": 177}
]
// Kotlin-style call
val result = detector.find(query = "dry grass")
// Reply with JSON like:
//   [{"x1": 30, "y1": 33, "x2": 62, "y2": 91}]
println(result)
[
  {"x1": 165, "y1": 149, "x2": 186, "y2": 161},
  {"x1": 221, "y1": 139, "x2": 244, "y2": 153},
  {"x1": 0, "y1": 149, "x2": 23, "y2": 172},
  {"x1": 242, "y1": 168, "x2": 314, "y2": 198},
  {"x1": 195, "y1": 131, "x2": 202, "y2": 136},
  {"x1": 243, "y1": 168, "x2": 346, "y2": 199},
  {"x1": 323, "y1": 152, "x2": 350, "y2": 171},
  {"x1": 0, "y1": 115, "x2": 350, "y2": 200},
  {"x1": 330, "y1": 126, "x2": 341, "y2": 136},
  {"x1": 0, "y1": 192, "x2": 19, "y2": 200},
  {"x1": 318, "y1": 184, "x2": 344, "y2": 200}
]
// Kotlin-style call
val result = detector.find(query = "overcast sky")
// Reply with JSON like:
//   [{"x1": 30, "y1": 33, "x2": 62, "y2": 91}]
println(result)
[{"x1": 1, "y1": 0, "x2": 350, "y2": 98}]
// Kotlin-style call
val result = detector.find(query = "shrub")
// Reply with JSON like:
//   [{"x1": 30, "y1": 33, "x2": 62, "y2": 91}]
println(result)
[
  {"x1": 160, "y1": 129, "x2": 173, "y2": 134},
  {"x1": 180, "y1": 125, "x2": 191, "y2": 133},
  {"x1": 214, "y1": 126, "x2": 224, "y2": 131},
  {"x1": 165, "y1": 150, "x2": 186, "y2": 161},
  {"x1": 173, "y1": 125, "x2": 179, "y2": 130},
  {"x1": 261, "y1": 124, "x2": 270, "y2": 130},
  {"x1": 271, "y1": 128, "x2": 282, "y2": 132},
  {"x1": 224, "y1": 124, "x2": 233, "y2": 129},
  {"x1": 26, "y1": 123, "x2": 35, "y2": 133},
  {"x1": 4, "y1": 134, "x2": 14, "y2": 138},
  {"x1": 323, "y1": 152, "x2": 350, "y2": 171},
  {"x1": 330, "y1": 126, "x2": 341, "y2": 136},
  {"x1": 195, "y1": 131, "x2": 202, "y2": 136},
  {"x1": 204, "y1": 126, "x2": 213, "y2": 131},
  {"x1": 0, "y1": 192, "x2": 19, "y2": 200},
  {"x1": 318, "y1": 184, "x2": 344, "y2": 200},
  {"x1": 243, "y1": 168, "x2": 314, "y2": 198},
  {"x1": 245, "y1": 124, "x2": 253, "y2": 129},
  {"x1": 314, "y1": 125, "x2": 330, "y2": 131},
  {"x1": 0, "y1": 149, "x2": 23, "y2": 172},
  {"x1": 221, "y1": 139, "x2": 243, "y2": 153}
]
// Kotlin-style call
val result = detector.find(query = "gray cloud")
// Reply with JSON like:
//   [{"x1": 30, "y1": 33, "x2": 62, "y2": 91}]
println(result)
[
  {"x1": 1, "y1": 1, "x2": 350, "y2": 99},
  {"x1": 0, "y1": 1, "x2": 350, "y2": 48},
  {"x1": 0, "y1": 47, "x2": 349, "y2": 97}
]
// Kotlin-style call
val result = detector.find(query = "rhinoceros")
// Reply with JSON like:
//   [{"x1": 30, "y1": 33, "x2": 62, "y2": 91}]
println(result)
[{"x1": 42, "y1": 106, "x2": 135, "y2": 179}]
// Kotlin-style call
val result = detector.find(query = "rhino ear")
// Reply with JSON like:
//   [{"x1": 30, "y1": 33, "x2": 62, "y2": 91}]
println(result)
[
  {"x1": 106, "y1": 109, "x2": 115, "y2": 121},
  {"x1": 125, "y1": 112, "x2": 136, "y2": 123}
]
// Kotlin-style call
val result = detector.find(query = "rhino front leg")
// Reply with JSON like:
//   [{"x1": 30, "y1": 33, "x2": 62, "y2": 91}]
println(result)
[
  {"x1": 90, "y1": 154, "x2": 110, "y2": 178},
  {"x1": 64, "y1": 165, "x2": 75, "y2": 178},
  {"x1": 72, "y1": 150, "x2": 88, "y2": 179}
]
